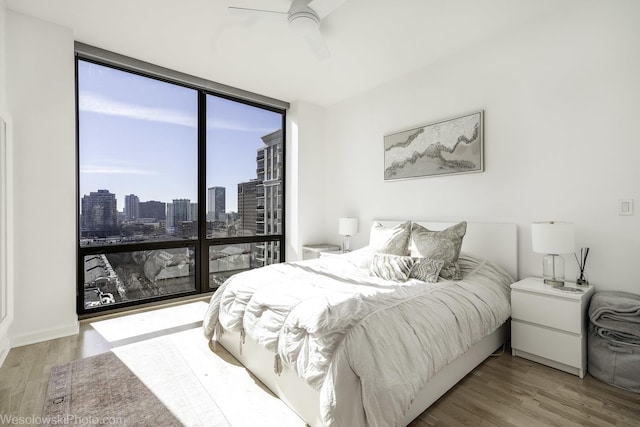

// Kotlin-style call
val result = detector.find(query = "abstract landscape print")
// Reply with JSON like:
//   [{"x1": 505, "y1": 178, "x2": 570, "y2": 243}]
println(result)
[{"x1": 384, "y1": 111, "x2": 483, "y2": 181}]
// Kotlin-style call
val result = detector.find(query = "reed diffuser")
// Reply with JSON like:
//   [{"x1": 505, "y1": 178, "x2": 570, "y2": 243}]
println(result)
[{"x1": 575, "y1": 247, "x2": 590, "y2": 286}]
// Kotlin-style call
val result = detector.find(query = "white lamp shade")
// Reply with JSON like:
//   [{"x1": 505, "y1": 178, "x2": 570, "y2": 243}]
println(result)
[
  {"x1": 531, "y1": 221, "x2": 575, "y2": 254},
  {"x1": 338, "y1": 217, "x2": 358, "y2": 236}
]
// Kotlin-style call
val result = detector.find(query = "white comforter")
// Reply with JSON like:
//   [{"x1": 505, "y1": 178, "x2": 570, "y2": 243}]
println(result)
[{"x1": 203, "y1": 252, "x2": 512, "y2": 427}]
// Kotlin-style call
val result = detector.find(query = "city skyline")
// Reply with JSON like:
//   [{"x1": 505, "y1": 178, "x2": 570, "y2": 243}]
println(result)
[
  {"x1": 82, "y1": 187, "x2": 235, "y2": 215},
  {"x1": 78, "y1": 60, "x2": 282, "y2": 213}
]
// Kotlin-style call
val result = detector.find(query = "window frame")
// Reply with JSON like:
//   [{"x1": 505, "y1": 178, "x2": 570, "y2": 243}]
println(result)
[{"x1": 75, "y1": 49, "x2": 287, "y2": 317}]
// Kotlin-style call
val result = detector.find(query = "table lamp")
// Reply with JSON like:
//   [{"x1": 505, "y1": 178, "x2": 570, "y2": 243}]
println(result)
[
  {"x1": 338, "y1": 217, "x2": 358, "y2": 253},
  {"x1": 531, "y1": 221, "x2": 575, "y2": 287}
]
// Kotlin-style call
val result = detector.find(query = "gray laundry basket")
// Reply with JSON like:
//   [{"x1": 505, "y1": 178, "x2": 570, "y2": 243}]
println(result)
[{"x1": 588, "y1": 328, "x2": 640, "y2": 393}]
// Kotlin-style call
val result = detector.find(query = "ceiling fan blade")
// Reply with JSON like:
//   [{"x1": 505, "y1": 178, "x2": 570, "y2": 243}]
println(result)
[
  {"x1": 303, "y1": 28, "x2": 331, "y2": 61},
  {"x1": 307, "y1": 0, "x2": 348, "y2": 19},
  {"x1": 228, "y1": 6, "x2": 289, "y2": 21}
]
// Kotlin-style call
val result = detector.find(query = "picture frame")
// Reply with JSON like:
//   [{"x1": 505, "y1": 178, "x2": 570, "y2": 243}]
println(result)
[{"x1": 384, "y1": 110, "x2": 484, "y2": 181}]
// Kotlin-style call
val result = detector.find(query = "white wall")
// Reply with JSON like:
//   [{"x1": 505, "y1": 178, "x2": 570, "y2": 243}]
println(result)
[
  {"x1": 0, "y1": 0, "x2": 5, "y2": 102},
  {"x1": 318, "y1": 0, "x2": 640, "y2": 293},
  {"x1": 6, "y1": 11, "x2": 78, "y2": 345},
  {"x1": 286, "y1": 100, "x2": 327, "y2": 260},
  {"x1": 0, "y1": 0, "x2": 12, "y2": 364}
]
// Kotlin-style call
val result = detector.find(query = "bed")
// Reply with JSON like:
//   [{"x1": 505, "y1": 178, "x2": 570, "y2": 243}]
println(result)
[{"x1": 204, "y1": 221, "x2": 517, "y2": 426}]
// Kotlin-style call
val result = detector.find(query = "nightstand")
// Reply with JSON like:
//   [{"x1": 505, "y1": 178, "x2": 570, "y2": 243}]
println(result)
[
  {"x1": 510, "y1": 277, "x2": 595, "y2": 378},
  {"x1": 302, "y1": 244, "x2": 341, "y2": 260}
]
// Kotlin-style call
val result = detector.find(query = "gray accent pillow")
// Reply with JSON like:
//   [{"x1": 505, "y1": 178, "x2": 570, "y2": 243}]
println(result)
[
  {"x1": 369, "y1": 221, "x2": 411, "y2": 255},
  {"x1": 409, "y1": 258, "x2": 445, "y2": 283},
  {"x1": 409, "y1": 222, "x2": 467, "y2": 280},
  {"x1": 370, "y1": 253, "x2": 415, "y2": 281}
]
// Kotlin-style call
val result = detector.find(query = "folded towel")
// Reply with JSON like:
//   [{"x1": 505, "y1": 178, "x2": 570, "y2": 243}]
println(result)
[
  {"x1": 589, "y1": 291, "x2": 640, "y2": 343},
  {"x1": 593, "y1": 318, "x2": 640, "y2": 340},
  {"x1": 589, "y1": 291, "x2": 640, "y2": 322},
  {"x1": 592, "y1": 324, "x2": 640, "y2": 346},
  {"x1": 598, "y1": 312, "x2": 640, "y2": 324}
]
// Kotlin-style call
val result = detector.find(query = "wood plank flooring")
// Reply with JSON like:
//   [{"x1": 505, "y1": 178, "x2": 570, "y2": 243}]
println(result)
[
  {"x1": 409, "y1": 348, "x2": 640, "y2": 426},
  {"x1": 1, "y1": 308, "x2": 638, "y2": 426}
]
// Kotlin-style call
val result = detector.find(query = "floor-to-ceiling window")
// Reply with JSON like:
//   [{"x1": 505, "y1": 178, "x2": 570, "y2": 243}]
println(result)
[
  {"x1": 205, "y1": 95, "x2": 284, "y2": 289},
  {"x1": 76, "y1": 49, "x2": 286, "y2": 315}
]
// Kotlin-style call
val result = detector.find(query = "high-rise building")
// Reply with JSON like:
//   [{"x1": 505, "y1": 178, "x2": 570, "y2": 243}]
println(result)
[
  {"x1": 81, "y1": 189, "x2": 118, "y2": 238},
  {"x1": 190, "y1": 203, "x2": 198, "y2": 223},
  {"x1": 237, "y1": 180, "x2": 258, "y2": 236},
  {"x1": 124, "y1": 194, "x2": 139, "y2": 220},
  {"x1": 207, "y1": 186, "x2": 226, "y2": 221},
  {"x1": 139, "y1": 200, "x2": 166, "y2": 221},
  {"x1": 167, "y1": 199, "x2": 197, "y2": 236},
  {"x1": 256, "y1": 130, "x2": 282, "y2": 265},
  {"x1": 166, "y1": 203, "x2": 175, "y2": 229},
  {"x1": 170, "y1": 199, "x2": 191, "y2": 225}
]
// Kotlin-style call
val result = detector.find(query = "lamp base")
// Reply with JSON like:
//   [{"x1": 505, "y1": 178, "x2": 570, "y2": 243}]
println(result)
[
  {"x1": 542, "y1": 254, "x2": 565, "y2": 288},
  {"x1": 543, "y1": 278, "x2": 565, "y2": 288},
  {"x1": 342, "y1": 235, "x2": 351, "y2": 253}
]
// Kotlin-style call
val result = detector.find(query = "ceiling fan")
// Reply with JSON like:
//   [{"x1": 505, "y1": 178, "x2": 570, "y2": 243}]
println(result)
[{"x1": 228, "y1": 0, "x2": 348, "y2": 60}]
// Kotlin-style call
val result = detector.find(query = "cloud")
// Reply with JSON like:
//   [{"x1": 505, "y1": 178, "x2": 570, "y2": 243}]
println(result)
[
  {"x1": 206, "y1": 117, "x2": 278, "y2": 134},
  {"x1": 79, "y1": 91, "x2": 197, "y2": 128},
  {"x1": 79, "y1": 90, "x2": 280, "y2": 134},
  {"x1": 81, "y1": 165, "x2": 158, "y2": 175}
]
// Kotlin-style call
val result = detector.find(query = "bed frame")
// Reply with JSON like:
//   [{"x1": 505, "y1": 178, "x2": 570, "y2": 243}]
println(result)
[{"x1": 218, "y1": 221, "x2": 518, "y2": 426}]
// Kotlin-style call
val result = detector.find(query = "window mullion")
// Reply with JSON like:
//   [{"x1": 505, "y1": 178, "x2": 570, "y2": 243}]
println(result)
[{"x1": 197, "y1": 91, "x2": 207, "y2": 294}]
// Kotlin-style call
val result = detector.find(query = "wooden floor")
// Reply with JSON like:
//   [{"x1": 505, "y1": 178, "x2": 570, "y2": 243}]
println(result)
[
  {"x1": 409, "y1": 349, "x2": 640, "y2": 427},
  {"x1": 1, "y1": 309, "x2": 638, "y2": 426}
]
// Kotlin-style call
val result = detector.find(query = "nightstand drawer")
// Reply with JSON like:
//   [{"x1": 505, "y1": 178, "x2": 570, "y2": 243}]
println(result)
[
  {"x1": 512, "y1": 321, "x2": 582, "y2": 367},
  {"x1": 512, "y1": 291, "x2": 582, "y2": 334}
]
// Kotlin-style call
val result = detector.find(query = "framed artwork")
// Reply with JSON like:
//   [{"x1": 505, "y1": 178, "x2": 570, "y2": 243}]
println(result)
[{"x1": 384, "y1": 111, "x2": 484, "y2": 181}]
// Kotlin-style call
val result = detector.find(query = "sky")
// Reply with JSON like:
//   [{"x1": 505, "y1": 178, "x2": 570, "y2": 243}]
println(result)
[{"x1": 78, "y1": 60, "x2": 282, "y2": 213}]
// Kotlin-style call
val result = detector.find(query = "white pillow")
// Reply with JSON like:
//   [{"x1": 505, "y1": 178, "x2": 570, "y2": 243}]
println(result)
[
  {"x1": 341, "y1": 246, "x2": 376, "y2": 269},
  {"x1": 369, "y1": 221, "x2": 411, "y2": 256},
  {"x1": 370, "y1": 253, "x2": 415, "y2": 281}
]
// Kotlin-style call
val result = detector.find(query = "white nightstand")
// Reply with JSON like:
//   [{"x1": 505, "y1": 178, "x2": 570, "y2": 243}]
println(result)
[
  {"x1": 302, "y1": 244, "x2": 341, "y2": 260},
  {"x1": 510, "y1": 277, "x2": 595, "y2": 378}
]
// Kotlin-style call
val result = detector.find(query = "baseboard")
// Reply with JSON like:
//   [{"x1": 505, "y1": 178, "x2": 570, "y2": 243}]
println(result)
[{"x1": 9, "y1": 320, "x2": 80, "y2": 348}]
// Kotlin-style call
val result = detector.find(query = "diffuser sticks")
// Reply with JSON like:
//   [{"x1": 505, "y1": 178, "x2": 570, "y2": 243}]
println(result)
[{"x1": 575, "y1": 247, "x2": 590, "y2": 286}]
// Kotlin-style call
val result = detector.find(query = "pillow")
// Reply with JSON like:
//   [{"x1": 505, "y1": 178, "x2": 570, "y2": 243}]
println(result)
[
  {"x1": 409, "y1": 258, "x2": 445, "y2": 283},
  {"x1": 369, "y1": 253, "x2": 415, "y2": 281},
  {"x1": 409, "y1": 222, "x2": 467, "y2": 280},
  {"x1": 369, "y1": 221, "x2": 411, "y2": 256},
  {"x1": 341, "y1": 246, "x2": 376, "y2": 269}
]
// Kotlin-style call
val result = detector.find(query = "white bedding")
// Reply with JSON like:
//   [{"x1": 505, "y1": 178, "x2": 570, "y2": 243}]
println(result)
[{"x1": 203, "y1": 251, "x2": 513, "y2": 427}]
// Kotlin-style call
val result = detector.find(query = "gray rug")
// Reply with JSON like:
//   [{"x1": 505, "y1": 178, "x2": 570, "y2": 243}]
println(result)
[
  {"x1": 42, "y1": 351, "x2": 230, "y2": 427},
  {"x1": 42, "y1": 329, "x2": 305, "y2": 427}
]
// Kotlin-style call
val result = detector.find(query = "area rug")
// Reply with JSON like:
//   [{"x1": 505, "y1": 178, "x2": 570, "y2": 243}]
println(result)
[
  {"x1": 43, "y1": 352, "x2": 191, "y2": 426},
  {"x1": 43, "y1": 328, "x2": 305, "y2": 426}
]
